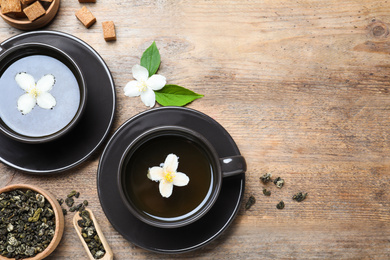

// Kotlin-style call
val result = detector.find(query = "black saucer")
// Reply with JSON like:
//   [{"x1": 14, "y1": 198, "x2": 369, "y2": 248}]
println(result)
[
  {"x1": 97, "y1": 107, "x2": 245, "y2": 253},
  {"x1": 0, "y1": 31, "x2": 116, "y2": 174}
]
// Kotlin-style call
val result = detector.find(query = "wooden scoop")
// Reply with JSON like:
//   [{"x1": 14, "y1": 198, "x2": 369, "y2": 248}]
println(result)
[{"x1": 73, "y1": 208, "x2": 114, "y2": 260}]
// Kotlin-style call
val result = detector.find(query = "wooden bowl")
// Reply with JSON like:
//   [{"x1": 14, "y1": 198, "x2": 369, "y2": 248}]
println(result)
[
  {"x1": 0, "y1": 0, "x2": 60, "y2": 31},
  {"x1": 0, "y1": 184, "x2": 65, "y2": 260}
]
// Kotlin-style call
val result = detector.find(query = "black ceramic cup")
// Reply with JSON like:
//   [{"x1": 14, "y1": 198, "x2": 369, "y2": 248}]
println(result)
[
  {"x1": 0, "y1": 42, "x2": 87, "y2": 144},
  {"x1": 118, "y1": 125, "x2": 246, "y2": 228}
]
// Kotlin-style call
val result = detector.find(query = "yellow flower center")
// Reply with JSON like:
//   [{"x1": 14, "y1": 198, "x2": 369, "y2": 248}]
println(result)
[
  {"x1": 164, "y1": 171, "x2": 175, "y2": 183},
  {"x1": 30, "y1": 88, "x2": 40, "y2": 98},
  {"x1": 137, "y1": 80, "x2": 148, "y2": 92}
]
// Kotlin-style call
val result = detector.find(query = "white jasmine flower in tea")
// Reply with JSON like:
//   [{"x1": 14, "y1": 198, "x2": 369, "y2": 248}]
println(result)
[
  {"x1": 124, "y1": 64, "x2": 166, "y2": 107},
  {"x1": 15, "y1": 72, "x2": 56, "y2": 115},
  {"x1": 147, "y1": 153, "x2": 189, "y2": 198}
]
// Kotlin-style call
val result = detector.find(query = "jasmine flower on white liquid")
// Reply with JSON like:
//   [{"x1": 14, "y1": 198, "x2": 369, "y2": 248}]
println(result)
[{"x1": 15, "y1": 72, "x2": 56, "y2": 115}]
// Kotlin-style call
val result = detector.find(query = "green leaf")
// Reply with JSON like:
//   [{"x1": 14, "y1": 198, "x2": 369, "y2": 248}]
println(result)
[
  {"x1": 155, "y1": 85, "x2": 204, "y2": 106},
  {"x1": 140, "y1": 42, "x2": 161, "y2": 76}
]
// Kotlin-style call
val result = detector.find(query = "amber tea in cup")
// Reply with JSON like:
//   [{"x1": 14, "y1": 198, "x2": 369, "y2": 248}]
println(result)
[{"x1": 118, "y1": 126, "x2": 246, "y2": 228}]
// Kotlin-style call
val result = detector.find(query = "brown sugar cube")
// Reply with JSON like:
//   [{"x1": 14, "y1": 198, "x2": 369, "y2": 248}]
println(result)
[
  {"x1": 78, "y1": 0, "x2": 96, "y2": 2},
  {"x1": 1, "y1": 0, "x2": 21, "y2": 14},
  {"x1": 102, "y1": 21, "x2": 116, "y2": 41},
  {"x1": 23, "y1": 1, "x2": 45, "y2": 21},
  {"x1": 75, "y1": 6, "x2": 96, "y2": 28}
]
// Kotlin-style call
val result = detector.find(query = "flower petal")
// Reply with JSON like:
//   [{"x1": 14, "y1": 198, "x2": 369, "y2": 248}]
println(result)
[
  {"x1": 124, "y1": 80, "x2": 141, "y2": 97},
  {"x1": 17, "y1": 93, "x2": 36, "y2": 114},
  {"x1": 132, "y1": 64, "x2": 149, "y2": 82},
  {"x1": 172, "y1": 172, "x2": 189, "y2": 187},
  {"x1": 163, "y1": 154, "x2": 179, "y2": 173},
  {"x1": 15, "y1": 72, "x2": 35, "y2": 91},
  {"x1": 36, "y1": 74, "x2": 55, "y2": 92},
  {"x1": 147, "y1": 167, "x2": 164, "y2": 181},
  {"x1": 37, "y1": 92, "x2": 56, "y2": 109},
  {"x1": 146, "y1": 74, "x2": 166, "y2": 91},
  {"x1": 159, "y1": 181, "x2": 173, "y2": 198},
  {"x1": 140, "y1": 88, "x2": 156, "y2": 107}
]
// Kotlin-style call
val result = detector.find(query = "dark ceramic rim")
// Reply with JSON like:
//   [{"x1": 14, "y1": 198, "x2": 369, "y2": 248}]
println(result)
[
  {"x1": 117, "y1": 125, "x2": 222, "y2": 229},
  {"x1": 0, "y1": 42, "x2": 87, "y2": 144}
]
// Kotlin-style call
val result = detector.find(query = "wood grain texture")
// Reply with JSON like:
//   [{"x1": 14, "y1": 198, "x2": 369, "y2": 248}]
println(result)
[{"x1": 1, "y1": 0, "x2": 390, "y2": 259}]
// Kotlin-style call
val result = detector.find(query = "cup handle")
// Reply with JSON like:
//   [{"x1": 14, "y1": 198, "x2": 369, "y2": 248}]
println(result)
[{"x1": 220, "y1": 155, "x2": 246, "y2": 178}]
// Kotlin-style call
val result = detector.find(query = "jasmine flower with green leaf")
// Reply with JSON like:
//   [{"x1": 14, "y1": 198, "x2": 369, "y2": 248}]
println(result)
[
  {"x1": 124, "y1": 42, "x2": 203, "y2": 107},
  {"x1": 124, "y1": 64, "x2": 166, "y2": 107}
]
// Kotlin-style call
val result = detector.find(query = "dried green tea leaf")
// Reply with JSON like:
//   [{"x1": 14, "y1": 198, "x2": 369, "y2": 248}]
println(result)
[
  {"x1": 262, "y1": 188, "x2": 271, "y2": 196},
  {"x1": 273, "y1": 177, "x2": 284, "y2": 188},
  {"x1": 67, "y1": 190, "x2": 77, "y2": 198},
  {"x1": 57, "y1": 198, "x2": 64, "y2": 206},
  {"x1": 260, "y1": 173, "x2": 272, "y2": 184},
  {"x1": 65, "y1": 197, "x2": 74, "y2": 207},
  {"x1": 28, "y1": 208, "x2": 43, "y2": 222},
  {"x1": 276, "y1": 200, "x2": 285, "y2": 209},
  {"x1": 245, "y1": 195, "x2": 256, "y2": 210},
  {"x1": 292, "y1": 192, "x2": 307, "y2": 202}
]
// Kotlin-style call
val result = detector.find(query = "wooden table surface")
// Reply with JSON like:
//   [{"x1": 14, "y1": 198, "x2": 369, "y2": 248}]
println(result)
[{"x1": 1, "y1": 0, "x2": 390, "y2": 259}]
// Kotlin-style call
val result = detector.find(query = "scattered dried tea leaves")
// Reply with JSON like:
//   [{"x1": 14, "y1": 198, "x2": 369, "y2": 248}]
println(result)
[
  {"x1": 262, "y1": 188, "x2": 271, "y2": 196},
  {"x1": 276, "y1": 200, "x2": 285, "y2": 209},
  {"x1": 257, "y1": 172, "x2": 308, "y2": 211},
  {"x1": 260, "y1": 173, "x2": 272, "y2": 184},
  {"x1": 245, "y1": 195, "x2": 256, "y2": 210},
  {"x1": 0, "y1": 189, "x2": 56, "y2": 259},
  {"x1": 273, "y1": 177, "x2": 285, "y2": 188},
  {"x1": 77, "y1": 210, "x2": 106, "y2": 259},
  {"x1": 292, "y1": 192, "x2": 308, "y2": 202},
  {"x1": 76, "y1": 203, "x2": 85, "y2": 212},
  {"x1": 59, "y1": 190, "x2": 108, "y2": 258},
  {"x1": 59, "y1": 190, "x2": 88, "y2": 214}
]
